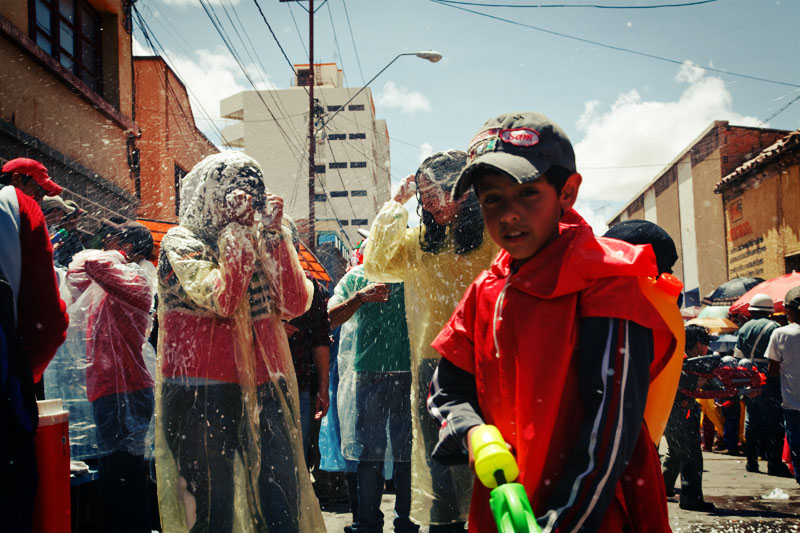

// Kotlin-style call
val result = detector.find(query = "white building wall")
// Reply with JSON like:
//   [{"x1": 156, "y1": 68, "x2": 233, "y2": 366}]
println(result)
[
  {"x1": 219, "y1": 67, "x2": 389, "y2": 249},
  {"x1": 677, "y1": 156, "x2": 699, "y2": 296},
  {"x1": 644, "y1": 188, "x2": 657, "y2": 224}
]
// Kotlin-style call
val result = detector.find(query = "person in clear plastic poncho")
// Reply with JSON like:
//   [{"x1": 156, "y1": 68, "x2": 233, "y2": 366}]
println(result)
[
  {"x1": 155, "y1": 152, "x2": 323, "y2": 532},
  {"x1": 362, "y1": 150, "x2": 499, "y2": 530}
]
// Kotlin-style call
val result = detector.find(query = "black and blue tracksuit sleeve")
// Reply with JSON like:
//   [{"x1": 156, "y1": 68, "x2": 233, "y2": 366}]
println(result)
[{"x1": 538, "y1": 317, "x2": 653, "y2": 533}]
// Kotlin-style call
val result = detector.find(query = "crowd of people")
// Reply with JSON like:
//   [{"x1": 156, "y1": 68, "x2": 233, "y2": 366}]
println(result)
[{"x1": 0, "y1": 110, "x2": 798, "y2": 533}]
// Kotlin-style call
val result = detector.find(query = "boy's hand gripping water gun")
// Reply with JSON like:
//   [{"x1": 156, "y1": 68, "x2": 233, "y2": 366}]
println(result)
[{"x1": 471, "y1": 425, "x2": 542, "y2": 533}]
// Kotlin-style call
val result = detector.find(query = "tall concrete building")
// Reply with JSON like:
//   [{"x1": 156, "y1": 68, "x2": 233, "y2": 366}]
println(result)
[
  {"x1": 220, "y1": 63, "x2": 391, "y2": 253},
  {"x1": 607, "y1": 121, "x2": 788, "y2": 306}
]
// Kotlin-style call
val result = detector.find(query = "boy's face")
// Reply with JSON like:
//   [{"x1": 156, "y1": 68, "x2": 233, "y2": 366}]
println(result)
[{"x1": 476, "y1": 170, "x2": 580, "y2": 263}]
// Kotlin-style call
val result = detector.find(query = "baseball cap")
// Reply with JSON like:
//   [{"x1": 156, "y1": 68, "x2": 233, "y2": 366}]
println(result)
[
  {"x1": 453, "y1": 112, "x2": 577, "y2": 198},
  {"x1": 785, "y1": 286, "x2": 800, "y2": 311},
  {"x1": 2, "y1": 158, "x2": 62, "y2": 196}
]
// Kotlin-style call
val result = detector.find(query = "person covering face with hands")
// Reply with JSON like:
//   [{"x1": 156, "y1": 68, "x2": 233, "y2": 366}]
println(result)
[{"x1": 155, "y1": 152, "x2": 323, "y2": 532}]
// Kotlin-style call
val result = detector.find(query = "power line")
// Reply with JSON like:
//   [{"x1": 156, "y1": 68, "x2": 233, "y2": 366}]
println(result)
[
  {"x1": 433, "y1": 0, "x2": 719, "y2": 9},
  {"x1": 133, "y1": 6, "x2": 226, "y2": 143},
  {"x1": 326, "y1": 0, "x2": 348, "y2": 85},
  {"x1": 761, "y1": 93, "x2": 800, "y2": 125},
  {"x1": 286, "y1": 2, "x2": 309, "y2": 58},
  {"x1": 341, "y1": 0, "x2": 365, "y2": 85},
  {"x1": 197, "y1": 0, "x2": 305, "y2": 162},
  {"x1": 430, "y1": 0, "x2": 800, "y2": 89}
]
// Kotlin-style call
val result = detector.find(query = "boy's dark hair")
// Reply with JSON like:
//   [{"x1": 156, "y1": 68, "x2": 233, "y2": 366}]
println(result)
[
  {"x1": 685, "y1": 324, "x2": 711, "y2": 352},
  {"x1": 119, "y1": 222, "x2": 154, "y2": 259},
  {"x1": 472, "y1": 165, "x2": 573, "y2": 196},
  {"x1": 0, "y1": 172, "x2": 13, "y2": 186}
]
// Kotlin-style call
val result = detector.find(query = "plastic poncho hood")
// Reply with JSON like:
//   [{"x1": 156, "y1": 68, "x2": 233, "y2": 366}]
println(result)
[{"x1": 179, "y1": 151, "x2": 266, "y2": 238}]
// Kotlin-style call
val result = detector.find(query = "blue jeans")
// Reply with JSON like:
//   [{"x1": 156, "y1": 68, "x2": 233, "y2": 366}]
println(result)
[
  {"x1": 784, "y1": 408, "x2": 800, "y2": 484},
  {"x1": 350, "y1": 373, "x2": 417, "y2": 532}
]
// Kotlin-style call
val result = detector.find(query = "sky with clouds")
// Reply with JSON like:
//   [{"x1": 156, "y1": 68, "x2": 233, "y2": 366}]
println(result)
[{"x1": 132, "y1": 0, "x2": 799, "y2": 234}]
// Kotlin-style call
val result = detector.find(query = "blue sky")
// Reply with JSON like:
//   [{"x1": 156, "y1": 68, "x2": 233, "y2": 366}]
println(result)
[{"x1": 133, "y1": 0, "x2": 800, "y2": 232}]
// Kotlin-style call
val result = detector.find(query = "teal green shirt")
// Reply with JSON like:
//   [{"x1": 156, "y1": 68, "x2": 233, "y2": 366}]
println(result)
[{"x1": 331, "y1": 265, "x2": 411, "y2": 372}]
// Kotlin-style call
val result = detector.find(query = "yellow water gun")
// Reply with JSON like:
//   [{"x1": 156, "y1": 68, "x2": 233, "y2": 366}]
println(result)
[{"x1": 471, "y1": 425, "x2": 541, "y2": 533}]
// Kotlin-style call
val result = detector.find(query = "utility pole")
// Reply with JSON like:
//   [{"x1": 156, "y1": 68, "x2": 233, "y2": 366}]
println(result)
[{"x1": 307, "y1": 0, "x2": 316, "y2": 253}]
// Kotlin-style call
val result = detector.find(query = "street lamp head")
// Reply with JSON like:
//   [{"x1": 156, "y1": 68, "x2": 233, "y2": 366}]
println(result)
[{"x1": 416, "y1": 50, "x2": 443, "y2": 63}]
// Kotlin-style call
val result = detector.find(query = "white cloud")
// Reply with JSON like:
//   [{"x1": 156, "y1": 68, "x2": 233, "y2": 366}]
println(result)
[
  {"x1": 574, "y1": 63, "x2": 761, "y2": 206},
  {"x1": 376, "y1": 81, "x2": 432, "y2": 115},
  {"x1": 418, "y1": 142, "x2": 434, "y2": 163},
  {"x1": 132, "y1": 36, "x2": 275, "y2": 143},
  {"x1": 574, "y1": 200, "x2": 609, "y2": 236}
]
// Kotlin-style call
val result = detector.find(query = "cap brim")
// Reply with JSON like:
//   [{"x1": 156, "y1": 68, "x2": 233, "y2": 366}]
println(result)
[
  {"x1": 41, "y1": 178, "x2": 63, "y2": 196},
  {"x1": 453, "y1": 152, "x2": 552, "y2": 198}
]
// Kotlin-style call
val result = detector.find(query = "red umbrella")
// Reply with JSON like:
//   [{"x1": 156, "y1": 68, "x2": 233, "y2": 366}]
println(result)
[{"x1": 729, "y1": 272, "x2": 800, "y2": 317}]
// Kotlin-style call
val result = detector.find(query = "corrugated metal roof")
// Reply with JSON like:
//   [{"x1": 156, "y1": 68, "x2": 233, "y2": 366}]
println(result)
[{"x1": 715, "y1": 130, "x2": 800, "y2": 193}]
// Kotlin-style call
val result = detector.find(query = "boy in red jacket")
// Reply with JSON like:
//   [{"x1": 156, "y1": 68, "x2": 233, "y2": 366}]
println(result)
[{"x1": 427, "y1": 112, "x2": 673, "y2": 532}]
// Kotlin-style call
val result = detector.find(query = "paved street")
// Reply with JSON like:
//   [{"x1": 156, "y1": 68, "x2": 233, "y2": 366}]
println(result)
[{"x1": 322, "y1": 447, "x2": 800, "y2": 532}]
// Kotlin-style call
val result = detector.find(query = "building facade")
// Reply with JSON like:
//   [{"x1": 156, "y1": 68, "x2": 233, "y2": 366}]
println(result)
[
  {"x1": 220, "y1": 63, "x2": 392, "y2": 252},
  {"x1": 134, "y1": 56, "x2": 218, "y2": 223},
  {"x1": 607, "y1": 121, "x2": 788, "y2": 306},
  {"x1": 0, "y1": 0, "x2": 140, "y2": 223},
  {"x1": 715, "y1": 130, "x2": 800, "y2": 280}
]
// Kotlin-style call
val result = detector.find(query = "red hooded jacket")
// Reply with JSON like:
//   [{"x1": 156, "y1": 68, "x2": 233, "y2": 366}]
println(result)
[{"x1": 431, "y1": 210, "x2": 673, "y2": 532}]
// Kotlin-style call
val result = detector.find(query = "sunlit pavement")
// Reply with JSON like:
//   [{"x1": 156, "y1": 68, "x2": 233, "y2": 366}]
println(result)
[
  {"x1": 668, "y1": 447, "x2": 800, "y2": 532},
  {"x1": 322, "y1": 447, "x2": 800, "y2": 532}
]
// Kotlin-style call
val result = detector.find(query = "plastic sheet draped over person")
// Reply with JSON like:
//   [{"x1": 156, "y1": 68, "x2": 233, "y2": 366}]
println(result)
[
  {"x1": 330, "y1": 265, "x2": 411, "y2": 464},
  {"x1": 362, "y1": 150, "x2": 500, "y2": 526},
  {"x1": 154, "y1": 152, "x2": 323, "y2": 532},
  {"x1": 44, "y1": 250, "x2": 157, "y2": 460}
]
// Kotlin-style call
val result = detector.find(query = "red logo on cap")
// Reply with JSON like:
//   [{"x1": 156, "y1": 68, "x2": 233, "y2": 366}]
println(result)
[{"x1": 500, "y1": 128, "x2": 539, "y2": 147}]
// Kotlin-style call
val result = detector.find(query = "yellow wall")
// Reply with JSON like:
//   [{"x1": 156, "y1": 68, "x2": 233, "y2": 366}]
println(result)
[{"x1": 723, "y1": 158, "x2": 800, "y2": 279}]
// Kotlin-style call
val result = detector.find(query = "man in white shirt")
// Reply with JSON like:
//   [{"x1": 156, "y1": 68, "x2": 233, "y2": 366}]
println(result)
[{"x1": 767, "y1": 285, "x2": 800, "y2": 486}]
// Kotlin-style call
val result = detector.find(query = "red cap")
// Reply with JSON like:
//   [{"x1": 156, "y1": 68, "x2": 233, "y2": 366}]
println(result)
[{"x1": 2, "y1": 158, "x2": 62, "y2": 195}]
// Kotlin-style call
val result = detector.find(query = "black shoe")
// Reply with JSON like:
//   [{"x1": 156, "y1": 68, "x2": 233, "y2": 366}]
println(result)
[
  {"x1": 746, "y1": 460, "x2": 760, "y2": 473},
  {"x1": 679, "y1": 501, "x2": 716, "y2": 513},
  {"x1": 767, "y1": 464, "x2": 794, "y2": 478}
]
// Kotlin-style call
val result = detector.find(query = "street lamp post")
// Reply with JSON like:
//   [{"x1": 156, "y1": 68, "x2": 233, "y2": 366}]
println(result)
[{"x1": 308, "y1": 50, "x2": 442, "y2": 252}]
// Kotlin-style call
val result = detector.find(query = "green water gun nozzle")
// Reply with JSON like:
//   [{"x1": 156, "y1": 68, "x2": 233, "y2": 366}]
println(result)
[{"x1": 471, "y1": 425, "x2": 542, "y2": 533}]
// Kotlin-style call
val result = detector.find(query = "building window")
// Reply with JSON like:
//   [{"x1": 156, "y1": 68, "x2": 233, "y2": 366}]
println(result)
[
  {"x1": 31, "y1": 0, "x2": 103, "y2": 93},
  {"x1": 351, "y1": 190, "x2": 368, "y2": 197},
  {"x1": 328, "y1": 133, "x2": 346, "y2": 141},
  {"x1": 329, "y1": 162, "x2": 347, "y2": 169},
  {"x1": 314, "y1": 194, "x2": 327, "y2": 202},
  {"x1": 314, "y1": 165, "x2": 326, "y2": 174},
  {"x1": 330, "y1": 191, "x2": 348, "y2": 197},
  {"x1": 351, "y1": 219, "x2": 369, "y2": 226},
  {"x1": 327, "y1": 105, "x2": 342, "y2": 112},
  {"x1": 339, "y1": 219, "x2": 349, "y2": 226},
  {"x1": 174, "y1": 164, "x2": 187, "y2": 216},
  {"x1": 348, "y1": 104, "x2": 365, "y2": 111},
  {"x1": 349, "y1": 133, "x2": 366, "y2": 140},
  {"x1": 350, "y1": 161, "x2": 367, "y2": 169}
]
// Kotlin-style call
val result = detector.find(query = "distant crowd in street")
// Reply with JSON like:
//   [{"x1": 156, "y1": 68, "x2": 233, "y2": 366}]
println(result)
[{"x1": 2, "y1": 110, "x2": 799, "y2": 533}]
